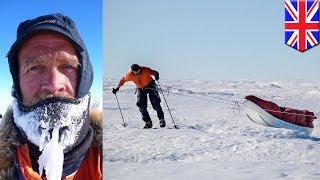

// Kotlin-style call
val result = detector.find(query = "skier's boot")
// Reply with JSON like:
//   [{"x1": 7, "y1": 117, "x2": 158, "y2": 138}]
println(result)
[
  {"x1": 143, "y1": 121, "x2": 153, "y2": 129},
  {"x1": 159, "y1": 118, "x2": 166, "y2": 128}
]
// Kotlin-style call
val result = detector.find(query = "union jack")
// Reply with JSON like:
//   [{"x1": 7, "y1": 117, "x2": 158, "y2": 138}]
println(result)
[{"x1": 285, "y1": 0, "x2": 319, "y2": 52}]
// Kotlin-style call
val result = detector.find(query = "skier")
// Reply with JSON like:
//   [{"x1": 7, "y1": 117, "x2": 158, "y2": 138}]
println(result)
[
  {"x1": 112, "y1": 64, "x2": 166, "y2": 129},
  {"x1": 0, "y1": 13, "x2": 102, "y2": 179}
]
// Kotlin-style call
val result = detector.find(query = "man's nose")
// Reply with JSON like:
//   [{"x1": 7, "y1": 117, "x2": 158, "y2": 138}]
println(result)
[{"x1": 41, "y1": 68, "x2": 66, "y2": 94}]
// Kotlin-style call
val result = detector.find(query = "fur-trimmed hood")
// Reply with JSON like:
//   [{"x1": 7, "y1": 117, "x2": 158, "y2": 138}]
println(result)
[{"x1": 0, "y1": 106, "x2": 102, "y2": 179}]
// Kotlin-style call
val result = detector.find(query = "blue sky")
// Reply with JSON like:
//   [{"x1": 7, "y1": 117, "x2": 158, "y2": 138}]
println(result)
[
  {"x1": 104, "y1": 0, "x2": 320, "y2": 81},
  {"x1": 0, "y1": 0, "x2": 102, "y2": 113}
]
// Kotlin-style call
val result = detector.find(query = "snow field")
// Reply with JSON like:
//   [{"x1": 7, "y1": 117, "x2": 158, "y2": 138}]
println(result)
[{"x1": 103, "y1": 79, "x2": 320, "y2": 179}]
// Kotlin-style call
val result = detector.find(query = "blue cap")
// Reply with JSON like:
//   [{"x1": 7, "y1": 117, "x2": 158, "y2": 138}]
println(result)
[{"x1": 7, "y1": 13, "x2": 93, "y2": 102}]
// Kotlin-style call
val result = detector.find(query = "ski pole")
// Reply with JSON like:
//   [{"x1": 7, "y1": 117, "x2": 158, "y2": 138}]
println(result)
[
  {"x1": 114, "y1": 93, "x2": 128, "y2": 127},
  {"x1": 156, "y1": 80, "x2": 178, "y2": 129}
]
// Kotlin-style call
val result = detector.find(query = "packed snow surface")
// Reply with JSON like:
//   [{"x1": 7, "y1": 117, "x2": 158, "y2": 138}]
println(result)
[{"x1": 103, "y1": 79, "x2": 320, "y2": 180}]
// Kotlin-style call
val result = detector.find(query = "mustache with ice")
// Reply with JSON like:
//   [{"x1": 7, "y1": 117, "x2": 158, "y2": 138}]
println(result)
[{"x1": 12, "y1": 94, "x2": 90, "y2": 180}]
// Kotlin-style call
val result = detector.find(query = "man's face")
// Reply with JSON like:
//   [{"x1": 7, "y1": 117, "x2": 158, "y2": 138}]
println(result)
[
  {"x1": 132, "y1": 69, "x2": 141, "y2": 76},
  {"x1": 18, "y1": 31, "x2": 79, "y2": 106}
]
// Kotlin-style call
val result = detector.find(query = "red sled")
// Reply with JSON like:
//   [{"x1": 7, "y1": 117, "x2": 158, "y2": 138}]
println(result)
[{"x1": 241, "y1": 95, "x2": 316, "y2": 135}]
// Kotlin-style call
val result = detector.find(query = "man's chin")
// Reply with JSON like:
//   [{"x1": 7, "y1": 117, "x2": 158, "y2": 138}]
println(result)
[{"x1": 37, "y1": 126, "x2": 70, "y2": 151}]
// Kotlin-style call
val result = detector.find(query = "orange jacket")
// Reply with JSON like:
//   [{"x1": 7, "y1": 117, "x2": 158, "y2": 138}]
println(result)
[
  {"x1": 16, "y1": 144, "x2": 102, "y2": 180},
  {"x1": 117, "y1": 66, "x2": 158, "y2": 88}
]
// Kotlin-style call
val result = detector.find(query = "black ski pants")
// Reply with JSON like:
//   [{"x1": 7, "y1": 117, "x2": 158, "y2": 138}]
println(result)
[{"x1": 136, "y1": 87, "x2": 164, "y2": 122}]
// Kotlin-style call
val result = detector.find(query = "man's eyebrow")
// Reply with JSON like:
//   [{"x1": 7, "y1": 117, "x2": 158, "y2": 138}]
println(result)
[
  {"x1": 21, "y1": 54, "x2": 80, "y2": 67},
  {"x1": 22, "y1": 56, "x2": 48, "y2": 67},
  {"x1": 57, "y1": 55, "x2": 80, "y2": 65}
]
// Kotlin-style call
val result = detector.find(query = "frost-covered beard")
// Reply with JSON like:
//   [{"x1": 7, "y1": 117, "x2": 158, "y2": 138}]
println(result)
[
  {"x1": 12, "y1": 94, "x2": 90, "y2": 150},
  {"x1": 12, "y1": 94, "x2": 90, "y2": 179}
]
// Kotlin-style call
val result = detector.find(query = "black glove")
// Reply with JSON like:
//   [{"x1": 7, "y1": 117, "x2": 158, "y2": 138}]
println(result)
[
  {"x1": 112, "y1": 87, "x2": 119, "y2": 94},
  {"x1": 154, "y1": 73, "x2": 159, "y2": 80}
]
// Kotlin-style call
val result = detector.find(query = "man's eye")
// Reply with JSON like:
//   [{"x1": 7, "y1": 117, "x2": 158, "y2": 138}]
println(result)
[
  {"x1": 63, "y1": 64, "x2": 78, "y2": 69},
  {"x1": 28, "y1": 66, "x2": 42, "y2": 72}
]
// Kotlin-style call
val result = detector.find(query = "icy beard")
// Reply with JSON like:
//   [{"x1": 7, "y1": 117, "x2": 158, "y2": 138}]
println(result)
[{"x1": 12, "y1": 94, "x2": 90, "y2": 179}]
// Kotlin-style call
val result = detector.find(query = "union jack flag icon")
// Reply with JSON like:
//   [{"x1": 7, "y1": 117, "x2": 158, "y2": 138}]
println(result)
[{"x1": 285, "y1": 0, "x2": 320, "y2": 52}]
